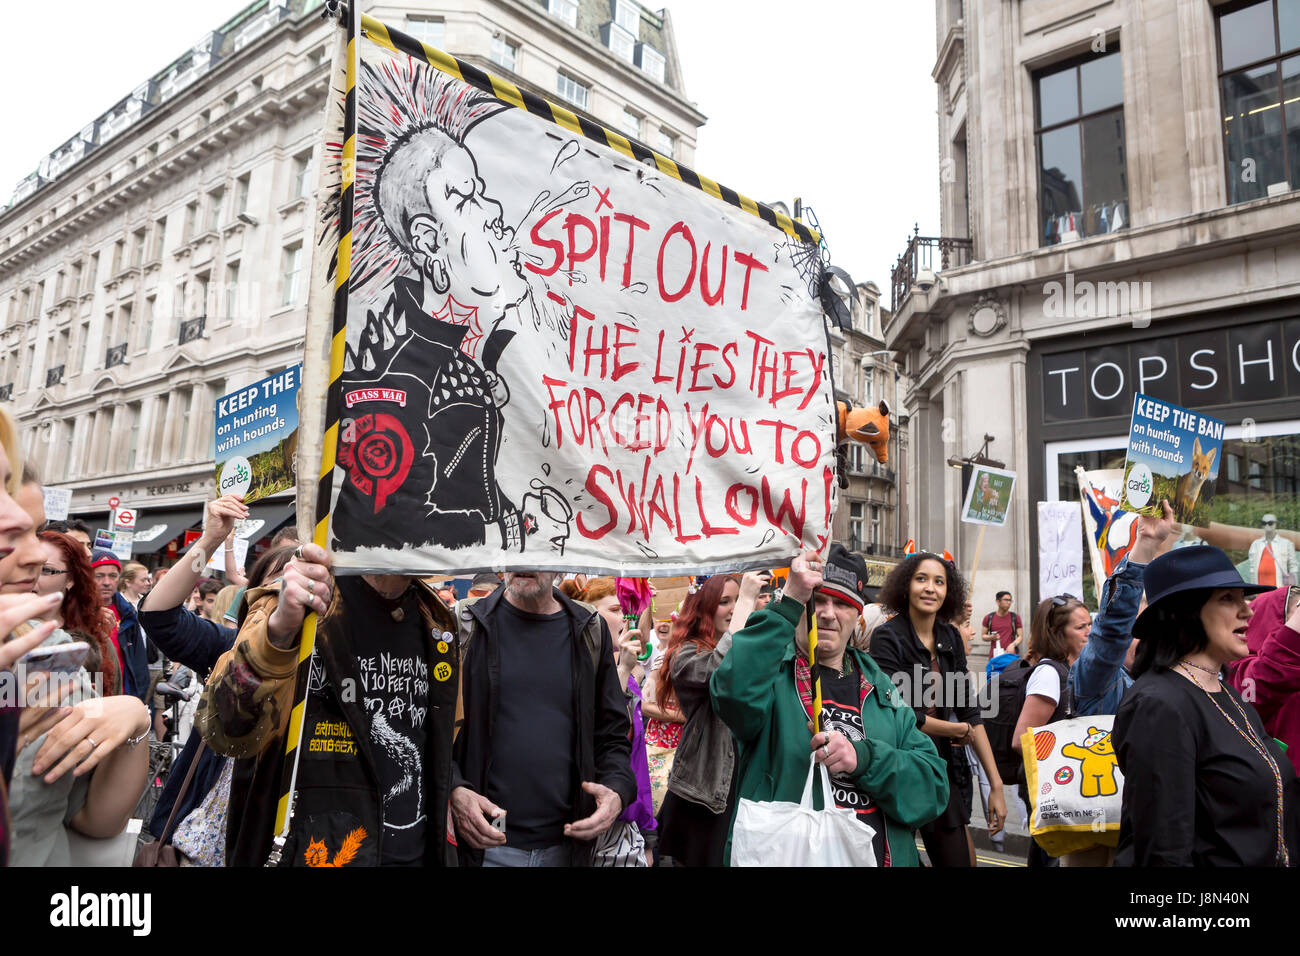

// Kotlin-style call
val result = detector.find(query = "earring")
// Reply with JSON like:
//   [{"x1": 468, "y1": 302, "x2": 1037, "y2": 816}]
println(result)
[{"x1": 430, "y1": 258, "x2": 450, "y2": 294}]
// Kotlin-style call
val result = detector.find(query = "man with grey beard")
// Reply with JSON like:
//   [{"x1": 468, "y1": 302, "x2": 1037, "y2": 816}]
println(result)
[{"x1": 449, "y1": 570, "x2": 635, "y2": 866}]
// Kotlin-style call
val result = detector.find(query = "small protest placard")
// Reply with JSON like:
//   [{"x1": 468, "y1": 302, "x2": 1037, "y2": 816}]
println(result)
[
  {"x1": 215, "y1": 366, "x2": 300, "y2": 504},
  {"x1": 1037, "y1": 501, "x2": 1084, "y2": 601},
  {"x1": 206, "y1": 536, "x2": 249, "y2": 573},
  {"x1": 42, "y1": 487, "x2": 71, "y2": 521},
  {"x1": 1121, "y1": 393, "x2": 1224, "y2": 525},
  {"x1": 960, "y1": 464, "x2": 1017, "y2": 526}
]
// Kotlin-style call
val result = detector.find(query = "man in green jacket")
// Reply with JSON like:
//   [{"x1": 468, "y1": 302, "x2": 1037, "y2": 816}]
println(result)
[{"x1": 712, "y1": 545, "x2": 949, "y2": 866}]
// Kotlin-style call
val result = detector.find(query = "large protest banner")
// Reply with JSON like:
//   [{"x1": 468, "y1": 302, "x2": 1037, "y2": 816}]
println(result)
[{"x1": 305, "y1": 15, "x2": 836, "y2": 576}]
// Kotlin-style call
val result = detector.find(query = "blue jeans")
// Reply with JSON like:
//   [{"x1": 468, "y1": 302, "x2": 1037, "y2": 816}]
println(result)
[{"x1": 482, "y1": 844, "x2": 572, "y2": 867}]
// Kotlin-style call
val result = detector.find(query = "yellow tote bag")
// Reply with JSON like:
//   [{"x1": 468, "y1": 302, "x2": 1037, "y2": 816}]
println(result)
[{"x1": 1020, "y1": 715, "x2": 1124, "y2": 857}]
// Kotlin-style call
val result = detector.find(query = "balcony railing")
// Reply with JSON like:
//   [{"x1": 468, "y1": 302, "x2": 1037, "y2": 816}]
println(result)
[
  {"x1": 846, "y1": 540, "x2": 907, "y2": 560},
  {"x1": 890, "y1": 226, "x2": 973, "y2": 312},
  {"x1": 45, "y1": 365, "x2": 64, "y2": 387}
]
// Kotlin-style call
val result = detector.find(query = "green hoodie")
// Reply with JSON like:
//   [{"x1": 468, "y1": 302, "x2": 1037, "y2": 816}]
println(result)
[{"x1": 711, "y1": 596, "x2": 949, "y2": 866}]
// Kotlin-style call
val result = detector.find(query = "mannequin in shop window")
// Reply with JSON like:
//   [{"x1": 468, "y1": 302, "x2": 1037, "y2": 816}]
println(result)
[{"x1": 1248, "y1": 514, "x2": 1297, "y2": 587}]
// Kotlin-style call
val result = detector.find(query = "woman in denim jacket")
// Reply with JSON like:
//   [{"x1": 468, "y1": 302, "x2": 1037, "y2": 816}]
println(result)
[{"x1": 653, "y1": 575, "x2": 739, "y2": 866}]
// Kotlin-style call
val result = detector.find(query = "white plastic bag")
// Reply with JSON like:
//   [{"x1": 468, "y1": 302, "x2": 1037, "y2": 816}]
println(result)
[{"x1": 731, "y1": 756, "x2": 876, "y2": 867}]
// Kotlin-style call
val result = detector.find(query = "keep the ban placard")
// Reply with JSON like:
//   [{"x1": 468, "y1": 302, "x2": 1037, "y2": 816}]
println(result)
[{"x1": 310, "y1": 25, "x2": 836, "y2": 575}]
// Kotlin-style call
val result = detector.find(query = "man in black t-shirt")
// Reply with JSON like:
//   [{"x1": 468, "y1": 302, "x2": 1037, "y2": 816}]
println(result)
[{"x1": 448, "y1": 571, "x2": 636, "y2": 866}]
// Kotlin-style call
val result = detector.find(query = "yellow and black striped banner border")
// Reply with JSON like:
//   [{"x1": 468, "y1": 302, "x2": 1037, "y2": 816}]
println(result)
[
  {"x1": 273, "y1": 1, "x2": 358, "y2": 842},
  {"x1": 359, "y1": 12, "x2": 820, "y2": 247}
]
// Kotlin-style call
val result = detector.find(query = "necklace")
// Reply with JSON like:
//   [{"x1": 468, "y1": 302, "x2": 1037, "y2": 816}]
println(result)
[
  {"x1": 1178, "y1": 663, "x2": 1289, "y2": 866},
  {"x1": 1180, "y1": 657, "x2": 1220, "y2": 677}
]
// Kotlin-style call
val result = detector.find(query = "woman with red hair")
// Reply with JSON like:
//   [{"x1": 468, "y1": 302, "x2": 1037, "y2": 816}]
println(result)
[
  {"x1": 34, "y1": 531, "x2": 120, "y2": 696},
  {"x1": 654, "y1": 574, "x2": 739, "y2": 866}
]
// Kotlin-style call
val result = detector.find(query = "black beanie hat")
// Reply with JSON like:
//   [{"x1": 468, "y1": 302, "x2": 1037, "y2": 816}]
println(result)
[{"x1": 816, "y1": 543, "x2": 869, "y2": 611}]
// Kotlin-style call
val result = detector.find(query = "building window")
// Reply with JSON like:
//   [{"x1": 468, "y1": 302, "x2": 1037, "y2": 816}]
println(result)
[
  {"x1": 151, "y1": 217, "x2": 166, "y2": 260},
  {"x1": 1218, "y1": 0, "x2": 1300, "y2": 203},
  {"x1": 637, "y1": 43, "x2": 666, "y2": 83},
  {"x1": 290, "y1": 150, "x2": 313, "y2": 200},
  {"x1": 207, "y1": 188, "x2": 224, "y2": 232},
  {"x1": 125, "y1": 402, "x2": 141, "y2": 472},
  {"x1": 490, "y1": 35, "x2": 518, "y2": 72},
  {"x1": 235, "y1": 172, "x2": 251, "y2": 214},
  {"x1": 176, "y1": 388, "x2": 193, "y2": 461},
  {"x1": 183, "y1": 201, "x2": 199, "y2": 242},
  {"x1": 657, "y1": 128, "x2": 675, "y2": 158},
  {"x1": 614, "y1": 0, "x2": 640, "y2": 33},
  {"x1": 548, "y1": 0, "x2": 578, "y2": 28},
  {"x1": 224, "y1": 260, "x2": 241, "y2": 322},
  {"x1": 405, "y1": 15, "x2": 444, "y2": 49},
  {"x1": 870, "y1": 505, "x2": 881, "y2": 548},
  {"x1": 131, "y1": 228, "x2": 147, "y2": 267},
  {"x1": 849, "y1": 502, "x2": 864, "y2": 552},
  {"x1": 862, "y1": 366, "x2": 874, "y2": 406},
  {"x1": 142, "y1": 295, "x2": 156, "y2": 352},
  {"x1": 1035, "y1": 48, "x2": 1128, "y2": 246},
  {"x1": 604, "y1": 23, "x2": 635, "y2": 62},
  {"x1": 73, "y1": 320, "x2": 89, "y2": 372},
  {"x1": 619, "y1": 108, "x2": 641, "y2": 139},
  {"x1": 112, "y1": 240, "x2": 125, "y2": 275},
  {"x1": 556, "y1": 72, "x2": 589, "y2": 109},
  {"x1": 281, "y1": 242, "x2": 303, "y2": 306}
]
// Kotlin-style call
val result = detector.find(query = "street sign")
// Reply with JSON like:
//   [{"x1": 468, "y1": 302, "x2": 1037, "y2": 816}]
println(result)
[
  {"x1": 107, "y1": 496, "x2": 120, "y2": 509},
  {"x1": 113, "y1": 508, "x2": 137, "y2": 532}
]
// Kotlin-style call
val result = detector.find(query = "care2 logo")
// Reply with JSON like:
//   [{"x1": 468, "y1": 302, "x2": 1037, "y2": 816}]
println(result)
[
  {"x1": 218, "y1": 456, "x2": 253, "y2": 498},
  {"x1": 1125, "y1": 463, "x2": 1153, "y2": 509}
]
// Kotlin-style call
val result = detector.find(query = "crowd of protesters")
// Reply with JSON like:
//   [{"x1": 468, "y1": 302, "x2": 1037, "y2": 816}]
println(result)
[{"x1": 1, "y1": 402, "x2": 1298, "y2": 867}]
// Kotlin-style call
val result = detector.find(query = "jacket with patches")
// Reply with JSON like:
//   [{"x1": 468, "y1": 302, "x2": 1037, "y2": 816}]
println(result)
[{"x1": 197, "y1": 578, "x2": 459, "y2": 867}]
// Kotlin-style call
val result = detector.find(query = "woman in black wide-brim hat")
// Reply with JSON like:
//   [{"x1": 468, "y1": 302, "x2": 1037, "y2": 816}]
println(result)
[{"x1": 1114, "y1": 545, "x2": 1299, "y2": 866}]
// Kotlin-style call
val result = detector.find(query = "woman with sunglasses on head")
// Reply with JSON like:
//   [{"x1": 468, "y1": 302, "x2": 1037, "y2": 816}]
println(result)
[
  {"x1": 1010, "y1": 593, "x2": 1091, "y2": 866},
  {"x1": 870, "y1": 552, "x2": 1007, "y2": 866},
  {"x1": 32, "y1": 531, "x2": 121, "y2": 697},
  {"x1": 1114, "y1": 546, "x2": 1298, "y2": 867}
]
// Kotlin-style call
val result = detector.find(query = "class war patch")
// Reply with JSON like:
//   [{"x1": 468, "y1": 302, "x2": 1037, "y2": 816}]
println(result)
[{"x1": 305, "y1": 717, "x2": 359, "y2": 760}]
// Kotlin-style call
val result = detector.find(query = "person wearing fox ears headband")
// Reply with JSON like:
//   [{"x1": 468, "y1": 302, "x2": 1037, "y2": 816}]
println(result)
[
  {"x1": 870, "y1": 551, "x2": 1007, "y2": 866},
  {"x1": 712, "y1": 545, "x2": 948, "y2": 866},
  {"x1": 1114, "y1": 545, "x2": 1298, "y2": 866}
]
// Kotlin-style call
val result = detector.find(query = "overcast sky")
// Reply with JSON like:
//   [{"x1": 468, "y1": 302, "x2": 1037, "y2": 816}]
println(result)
[{"x1": 0, "y1": 0, "x2": 939, "y2": 295}]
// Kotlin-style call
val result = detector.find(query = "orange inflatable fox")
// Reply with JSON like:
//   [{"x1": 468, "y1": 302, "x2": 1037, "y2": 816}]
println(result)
[{"x1": 837, "y1": 399, "x2": 890, "y2": 464}]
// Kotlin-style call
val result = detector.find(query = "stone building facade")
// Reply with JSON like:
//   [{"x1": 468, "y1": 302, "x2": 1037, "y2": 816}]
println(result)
[
  {"x1": 0, "y1": 0, "x2": 704, "y2": 559},
  {"x1": 889, "y1": 0, "x2": 1300, "y2": 617}
]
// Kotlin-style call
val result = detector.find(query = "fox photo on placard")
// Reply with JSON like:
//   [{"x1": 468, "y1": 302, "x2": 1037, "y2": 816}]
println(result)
[
  {"x1": 960, "y1": 464, "x2": 1016, "y2": 526},
  {"x1": 1121, "y1": 393, "x2": 1224, "y2": 526},
  {"x1": 312, "y1": 28, "x2": 836, "y2": 576}
]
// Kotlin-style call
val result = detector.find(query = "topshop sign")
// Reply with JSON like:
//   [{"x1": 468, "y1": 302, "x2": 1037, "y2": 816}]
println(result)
[{"x1": 1040, "y1": 317, "x2": 1300, "y2": 423}]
